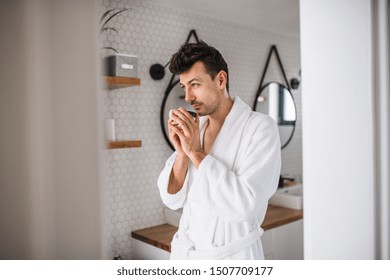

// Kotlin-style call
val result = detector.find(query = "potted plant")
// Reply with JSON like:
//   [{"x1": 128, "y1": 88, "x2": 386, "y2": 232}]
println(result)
[{"x1": 100, "y1": 8, "x2": 137, "y2": 78}]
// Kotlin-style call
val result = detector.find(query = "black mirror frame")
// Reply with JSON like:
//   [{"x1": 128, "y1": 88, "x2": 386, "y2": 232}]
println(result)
[
  {"x1": 252, "y1": 45, "x2": 297, "y2": 149},
  {"x1": 160, "y1": 79, "x2": 180, "y2": 151},
  {"x1": 254, "y1": 82, "x2": 297, "y2": 149}
]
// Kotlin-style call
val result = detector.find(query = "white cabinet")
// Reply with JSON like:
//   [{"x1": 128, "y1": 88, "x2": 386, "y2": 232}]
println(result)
[
  {"x1": 261, "y1": 219, "x2": 303, "y2": 260},
  {"x1": 132, "y1": 238, "x2": 170, "y2": 260}
]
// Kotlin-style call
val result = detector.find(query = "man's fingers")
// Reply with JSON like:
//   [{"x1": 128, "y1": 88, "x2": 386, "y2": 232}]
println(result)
[
  {"x1": 177, "y1": 107, "x2": 196, "y2": 125},
  {"x1": 170, "y1": 112, "x2": 192, "y2": 135},
  {"x1": 171, "y1": 108, "x2": 196, "y2": 128},
  {"x1": 170, "y1": 123, "x2": 185, "y2": 139}
]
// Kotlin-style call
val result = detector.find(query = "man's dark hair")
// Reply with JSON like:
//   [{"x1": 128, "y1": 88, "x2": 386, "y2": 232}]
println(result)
[{"x1": 169, "y1": 41, "x2": 229, "y2": 91}]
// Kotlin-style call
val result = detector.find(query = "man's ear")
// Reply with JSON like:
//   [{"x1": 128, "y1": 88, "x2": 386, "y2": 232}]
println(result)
[{"x1": 217, "y1": 70, "x2": 227, "y2": 89}]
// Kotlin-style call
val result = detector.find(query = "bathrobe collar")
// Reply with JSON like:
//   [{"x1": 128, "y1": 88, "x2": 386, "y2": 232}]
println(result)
[{"x1": 199, "y1": 96, "x2": 251, "y2": 170}]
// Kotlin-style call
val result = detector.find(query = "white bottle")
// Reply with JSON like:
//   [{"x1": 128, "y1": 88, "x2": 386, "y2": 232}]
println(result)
[{"x1": 104, "y1": 119, "x2": 115, "y2": 140}]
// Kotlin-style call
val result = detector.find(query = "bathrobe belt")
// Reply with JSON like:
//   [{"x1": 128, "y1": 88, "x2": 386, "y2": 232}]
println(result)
[{"x1": 171, "y1": 227, "x2": 263, "y2": 260}]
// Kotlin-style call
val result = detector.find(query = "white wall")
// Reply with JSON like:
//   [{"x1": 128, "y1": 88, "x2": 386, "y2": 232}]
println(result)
[
  {"x1": 0, "y1": 0, "x2": 102, "y2": 259},
  {"x1": 300, "y1": 0, "x2": 376, "y2": 259}
]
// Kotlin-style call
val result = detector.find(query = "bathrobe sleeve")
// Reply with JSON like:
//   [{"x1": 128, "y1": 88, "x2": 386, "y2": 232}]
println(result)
[
  {"x1": 190, "y1": 116, "x2": 281, "y2": 222},
  {"x1": 157, "y1": 152, "x2": 189, "y2": 210}
]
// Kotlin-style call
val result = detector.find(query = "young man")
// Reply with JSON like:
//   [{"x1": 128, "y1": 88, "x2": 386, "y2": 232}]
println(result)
[{"x1": 157, "y1": 41, "x2": 281, "y2": 259}]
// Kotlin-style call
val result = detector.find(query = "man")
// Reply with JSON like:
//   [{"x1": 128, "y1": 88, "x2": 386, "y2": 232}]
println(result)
[{"x1": 157, "y1": 41, "x2": 281, "y2": 259}]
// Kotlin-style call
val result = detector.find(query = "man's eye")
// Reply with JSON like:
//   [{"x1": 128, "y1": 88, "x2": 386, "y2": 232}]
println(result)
[{"x1": 191, "y1": 83, "x2": 199, "y2": 88}]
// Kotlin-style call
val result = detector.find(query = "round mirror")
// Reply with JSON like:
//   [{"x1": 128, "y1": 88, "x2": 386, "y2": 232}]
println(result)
[
  {"x1": 253, "y1": 82, "x2": 297, "y2": 149},
  {"x1": 160, "y1": 80, "x2": 193, "y2": 150}
]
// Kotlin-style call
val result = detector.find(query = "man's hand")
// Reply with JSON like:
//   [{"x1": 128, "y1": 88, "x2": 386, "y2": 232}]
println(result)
[
  {"x1": 169, "y1": 107, "x2": 206, "y2": 168},
  {"x1": 167, "y1": 113, "x2": 186, "y2": 156}
]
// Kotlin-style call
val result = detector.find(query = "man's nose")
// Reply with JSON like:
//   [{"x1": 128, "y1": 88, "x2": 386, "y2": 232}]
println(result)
[{"x1": 184, "y1": 88, "x2": 195, "y2": 103}]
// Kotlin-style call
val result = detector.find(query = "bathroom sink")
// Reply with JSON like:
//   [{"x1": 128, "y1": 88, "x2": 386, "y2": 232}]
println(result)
[
  {"x1": 163, "y1": 207, "x2": 182, "y2": 227},
  {"x1": 269, "y1": 184, "x2": 303, "y2": 210}
]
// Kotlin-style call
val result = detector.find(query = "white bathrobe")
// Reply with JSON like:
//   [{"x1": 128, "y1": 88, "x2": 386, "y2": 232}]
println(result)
[{"x1": 157, "y1": 96, "x2": 281, "y2": 259}]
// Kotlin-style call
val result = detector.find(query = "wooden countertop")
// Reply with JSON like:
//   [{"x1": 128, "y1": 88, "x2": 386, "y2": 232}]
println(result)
[
  {"x1": 261, "y1": 205, "x2": 303, "y2": 230},
  {"x1": 132, "y1": 223, "x2": 178, "y2": 252},
  {"x1": 131, "y1": 205, "x2": 303, "y2": 253}
]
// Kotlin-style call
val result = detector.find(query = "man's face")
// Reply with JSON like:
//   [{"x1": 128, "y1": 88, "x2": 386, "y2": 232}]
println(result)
[{"x1": 179, "y1": 61, "x2": 223, "y2": 117}]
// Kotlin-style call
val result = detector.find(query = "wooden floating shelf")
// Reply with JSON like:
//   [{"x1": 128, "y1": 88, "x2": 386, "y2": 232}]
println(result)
[
  {"x1": 104, "y1": 76, "x2": 141, "y2": 90},
  {"x1": 105, "y1": 140, "x2": 142, "y2": 149}
]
